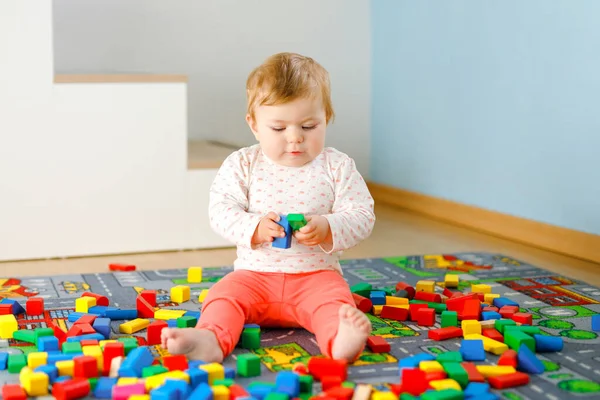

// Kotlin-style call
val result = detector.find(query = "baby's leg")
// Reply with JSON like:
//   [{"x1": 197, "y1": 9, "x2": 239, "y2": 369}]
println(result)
[
  {"x1": 290, "y1": 271, "x2": 371, "y2": 361},
  {"x1": 162, "y1": 270, "x2": 271, "y2": 361}
]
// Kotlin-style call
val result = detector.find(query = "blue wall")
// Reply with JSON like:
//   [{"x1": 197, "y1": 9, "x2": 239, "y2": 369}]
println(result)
[{"x1": 371, "y1": 1, "x2": 600, "y2": 235}]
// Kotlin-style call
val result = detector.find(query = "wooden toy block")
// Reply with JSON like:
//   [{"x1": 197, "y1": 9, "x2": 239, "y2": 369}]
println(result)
[
  {"x1": 163, "y1": 354, "x2": 188, "y2": 371},
  {"x1": 55, "y1": 360, "x2": 75, "y2": 377},
  {"x1": 436, "y1": 351, "x2": 463, "y2": 364},
  {"x1": 146, "y1": 320, "x2": 167, "y2": 346},
  {"x1": 139, "y1": 290, "x2": 157, "y2": 306},
  {"x1": 118, "y1": 346, "x2": 153, "y2": 378},
  {"x1": 170, "y1": 285, "x2": 190, "y2": 303},
  {"x1": 460, "y1": 362, "x2": 486, "y2": 383},
  {"x1": 119, "y1": 318, "x2": 150, "y2": 334},
  {"x1": 441, "y1": 311, "x2": 458, "y2": 328},
  {"x1": 428, "y1": 326, "x2": 463, "y2": 341},
  {"x1": 461, "y1": 320, "x2": 482, "y2": 336},
  {"x1": 176, "y1": 316, "x2": 197, "y2": 328},
  {"x1": 27, "y1": 352, "x2": 47, "y2": 369},
  {"x1": 187, "y1": 266, "x2": 203, "y2": 283},
  {"x1": 416, "y1": 308, "x2": 436, "y2": 326},
  {"x1": 136, "y1": 296, "x2": 155, "y2": 319},
  {"x1": 74, "y1": 315, "x2": 97, "y2": 325},
  {"x1": 419, "y1": 360, "x2": 444, "y2": 373},
  {"x1": 481, "y1": 311, "x2": 502, "y2": 321},
  {"x1": 275, "y1": 370, "x2": 300, "y2": 397},
  {"x1": 516, "y1": 343, "x2": 545, "y2": 374},
  {"x1": 488, "y1": 371, "x2": 530, "y2": 389},
  {"x1": 92, "y1": 317, "x2": 111, "y2": 339},
  {"x1": 82, "y1": 344, "x2": 104, "y2": 370},
  {"x1": 445, "y1": 293, "x2": 478, "y2": 312},
  {"x1": 325, "y1": 386, "x2": 354, "y2": 400},
  {"x1": 484, "y1": 293, "x2": 500, "y2": 304},
  {"x1": 470, "y1": 284, "x2": 491, "y2": 294},
  {"x1": 499, "y1": 305, "x2": 519, "y2": 319},
  {"x1": 482, "y1": 306, "x2": 499, "y2": 312},
  {"x1": 444, "y1": 274, "x2": 459, "y2": 288},
  {"x1": 307, "y1": 357, "x2": 348, "y2": 381},
  {"x1": 21, "y1": 371, "x2": 49, "y2": 397},
  {"x1": 442, "y1": 362, "x2": 469, "y2": 388},
  {"x1": 0, "y1": 299, "x2": 26, "y2": 315},
  {"x1": 492, "y1": 297, "x2": 519, "y2": 308},
  {"x1": 385, "y1": 296, "x2": 409, "y2": 306},
  {"x1": 533, "y1": 333, "x2": 563, "y2": 352},
  {"x1": 511, "y1": 312, "x2": 533, "y2": 325},
  {"x1": 409, "y1": 303, "x2": 429, "y2": 321},
  {"x1": 414, "y1": 291, "x2": 442, "y2": 303},
  {"x1": 287, "y1": 213, "x2": 307, "y2": 230},
  {"x1": 370, "y1": 291, "x2": 386, "y2": 305},
  {"x1": 498, "y1": 349, "x2": 518, "y2": 367},
  {"x1": 475, "y1": 365, "x2": 516, "y2": 378},
  {"x1": 416, "y1": 280, "x2": 435, "y2": 293},
  {"x1": 52, "y1": 379, "x2": 91, "y2": 400},
  {"x1": 0, "y1": 304, "x2": 13, "y2": 315},
  {"x1": 117, "y1": 377, "x2": 139, "y2": 386},
  {"x1": 351, "y1": 282, "x2": 372, "y2": 298},
  {"x1": 401, "y1": 368, "x2": 428, "y2": 396},
  {"x1": 199, "y1": 362, "x2": 225, "y2": 385},
  {"x1": 465, "y1": 333, "x2": 508, "y2": 355},
  {"x1": 198, "y1": 289, "x2": 210, "y2": 303},
  {"x1": 112, "y1": 383, "x2": 146, "y2": 400},
  {"x1": 371, "y1": 391, "x2": 396, "y2": 400},
  {"x1": 74, "y1": 355, "x2": 98, "y2": 378},
  {"x1": 395, "y1": 282, "x2": 416, "y2": 299},
  {"x1": 237, "y1": 353, "x2": 261, "y2": 377},
  {"x1": 320, "y1": 375, "x2": 343, "y2": 391},
  {"x1": 372, "y1": 305, "x2": 383, "y2": 315},
  {"x1": 154, "y1": 309, "x2": 186, "y2": 320},
  {"x1": 81, "y1": 292, "x2": 109, "y2": 306},
  {"x1": 504, "y1": 329, "x2": 535, "y2": 352},
  {"x1": 367, "y1": 335, "x2": 391, "y2": 353},
  {"x1": 424, "y1": 370, "x2": 448, "y2": 382},
  {"x1": 240, "y1": 326, "x2": 261, "y2": 349},
  {"x1": 2, "y1": 384, "x2": 27, "y2": 400},
  {"x1": 592, "y1": 315, "x2": 600, "y2": 331},
  {"x1": 143, "y1": 370, "x2": 189, "y2": 391},
  {"x1": 380, "y1": 305, "x2": 409, "y2": 321},
  {"x1": 428, "y1": 379, "x2": 461, "y2": 391},
  {"x1": 460, "y1": 339, "x2": 485, "y2": 361},
  {"x1": 461, "y1": 298, "x2": 481, "y2": 321},
  {"x1": 109, "y1": 263, "x2": 136, "y2": 271},
  {"x1": 212, "y1": 385, "x2": 230, "y2": 400},
  {"x1": 142, "y1": 365, "x2": 168, "y2": 378},
  {"x1": 25, "y1": 297, "x2": 44, "y2": 316},
  {"x1": 75, "y1": 297, "x2": 97, "y2": 313},
  {"x1": 272, "y1": 215, "x2": 292, "y2": 249},
  {"x1": 352, "y1": 293, "x2": 373, "y2": 313}
]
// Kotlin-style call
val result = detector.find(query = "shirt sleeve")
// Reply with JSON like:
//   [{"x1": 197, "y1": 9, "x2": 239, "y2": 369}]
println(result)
[
  {"x1": 320, "y1": 157, "x2": 376, "y2": 253},
  {"x1": 208, "y1": 152, "x2": 262, "y2": 248}
]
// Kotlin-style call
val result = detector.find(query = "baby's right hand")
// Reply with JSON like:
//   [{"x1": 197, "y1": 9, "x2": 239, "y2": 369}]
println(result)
[{"x1": 251, "y1": 212, "x2": 285, "y2": 245}]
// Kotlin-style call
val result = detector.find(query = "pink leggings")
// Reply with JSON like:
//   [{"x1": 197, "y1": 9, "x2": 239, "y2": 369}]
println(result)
[{"x1": 196, "y1": 269, "x2": 356, "y2": 357}]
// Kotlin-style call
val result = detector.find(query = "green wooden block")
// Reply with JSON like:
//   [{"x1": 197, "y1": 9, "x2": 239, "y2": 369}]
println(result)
[
  {"x1": 442, "y1": 362, "x2": 469, "y2": 388},
  {"x1": 400, "y1": 394, "x2": 419, "y2": 400},
  {"x1": 421, "y1": 389, "x2": 463, "y2": 400},
  {"x1": 237, "y1": 353, "x2": 261, "y2": 377},
  {"x1": 299, "y1": 374, "x2": 314, "y2": 394},
  {"x1": 287, "y1": 214, "x2": 307, "y2": 231},
  {"x1": 505, "y1": 330, "x2": 535, "y2": 352},
  {"x1": 142, "y1": 365, "x2": 168, "y2": 377},
  {"x1": 241, "y1": 328, "x2": 261, "y2": 350},
  {"x1": 118, "y1": 337, "x2": 138, "y2": 355},
  {"x1": 341, "y1": 381, "x2": 355, "y2": 389},
  {"x1": 265, "y1": 393, "x2": 289, "y2": 400},
  {"x1": 62, "y1": 342, "x2": 83, "y2": 354},
  {"x1": 88, "y1": 378, "x2": 98, "y2": 390},
  {"x1": 214, "y1": 378, "x2": 235, "y2": 387},
  {"x1": 410, "y1": 300, "x2": 447, "y2": 314},
  {"x1": 441, "y1": 311, "x2": 458, "y2": 328},
  {"x1": 176, "y1": 316, "x2": 197, "y2": 328},
  {"x1": 13, "y1": 330, "x2": 36, "y2": 344},
  {"x1": 34, "y1": 328, "x2": 54, "y2": 342},
  {"x1": 350, "y1": 283, "x2": 372, "y2": 298},
  {"x1": 504, "y1": 325, "x2": 540, "y2": 335},
  {"x1": 299, "y1": 394, "x2": 311, "y2": 400},
  {"x1": 247, "y1": 382, "x2": 275, "y2": 389},
  {"x1": 7, "y1": 353, "x2": 27, "y2": 373},
  {"x1": 494, "y1": 319, "x2": 517, "y2": 334},
  {"x1": 436, "y1": 351, "x2": 462, "y2": 364}
]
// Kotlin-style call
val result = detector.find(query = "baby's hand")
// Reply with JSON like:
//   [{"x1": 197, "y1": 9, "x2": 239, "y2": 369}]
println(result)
[
  {"x1": 251, "y1": 212, "x2": 285, "y2": 245},
  {"x1": 294, "y1": 215, "x2": 332, "y2": 246}
]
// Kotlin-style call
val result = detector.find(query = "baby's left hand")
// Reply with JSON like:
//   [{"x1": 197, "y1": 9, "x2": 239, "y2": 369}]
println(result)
[{"x1": 293, "y1": 215, "x2": 332, "y2": 246}]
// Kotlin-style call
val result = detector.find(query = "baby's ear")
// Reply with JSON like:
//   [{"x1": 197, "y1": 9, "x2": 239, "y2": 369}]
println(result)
[{"x1": 246, "y1": 114, "x2": 259, "y2": 137}]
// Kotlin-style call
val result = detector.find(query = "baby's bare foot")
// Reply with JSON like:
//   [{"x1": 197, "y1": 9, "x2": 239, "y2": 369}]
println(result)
[
  {"x1": 331, "y1": 304, "x2": 372, "y2": 361},
  {"x1": 161, "y1": 327, "x2": 224, "y2": 362}
]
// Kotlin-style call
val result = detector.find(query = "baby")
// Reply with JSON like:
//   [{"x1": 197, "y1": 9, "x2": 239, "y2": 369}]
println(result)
[{"x1": 162, "y1": 52, "x2": 376, "y2": 362}]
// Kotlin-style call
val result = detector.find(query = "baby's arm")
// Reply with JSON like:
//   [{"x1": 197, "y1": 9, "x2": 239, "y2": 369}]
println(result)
[{"x1": 320, "y1": 157, "x2": 375, "y2": 253}]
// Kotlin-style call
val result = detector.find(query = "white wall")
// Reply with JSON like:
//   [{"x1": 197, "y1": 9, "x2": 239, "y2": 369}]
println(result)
[{"x1": 52, "y1": 0, "x2": 372, "y2": 175}]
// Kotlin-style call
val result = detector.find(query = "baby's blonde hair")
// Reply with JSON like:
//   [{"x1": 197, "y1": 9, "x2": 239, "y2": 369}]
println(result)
[{"x1": 246, "y1": 52, "x2": 335, "y2": 123}]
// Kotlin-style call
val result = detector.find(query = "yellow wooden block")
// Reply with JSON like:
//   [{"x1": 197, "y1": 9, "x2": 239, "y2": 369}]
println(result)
[
  {"x1": 444, "y1": 274, "x2": 459, "y2": 288},
  {"x1": 99, "y1": 340, "x2": 117, "y2": 349},
  {"x1": 484, "y1": 293, "x2": 500, "y2": 304},
  {"x1": 56, "y1": 360, "x2": 74, "y2": 377},
  {"x1": 419, "y1": 360, "x2": 444, "y2": 373},
  {"x1": 154, "y1": 309, "x2": 187, "y2": 320},
  {"x1": 465, "y1": 333, "x2": 508, "y2": 355},
  {"x1": 83, "y1": 345, "x2": 104, "y2": 370},
  {"x1": 21, "y1": 371, "x2": 49, "y2": 397},
  {"x1": 429, "y1": 379, "x2": 461, "y2": 391},
  {"x1": 171, "y1": 285, "x2": 191, "y2": 303},
  {"x1": 0, "y1": 314, "x2": 18, "y2": 339},
  {"x1": 129, "y1": 396, "x2": 150, "y2": 400},
  {"x1": 471, "y1": 284, "x2": 491, "y2": 294},
  {"x1": 372, "y1": 391, "x2": 397, "y2": 400},
  {"x1": 372, "y1": 305, "x2": 383, "y2": 315},
  {"x1": 199, "y1": 362, "x2": 225, "y2": 385},
  {"x1": 19, "y1": 367, "x2": 32, "y2": 380},
  {"x1": 213, "y1": 385, "x2": 230, "y2": 400},
  {"x1": 75, "y1": 296, "x2": 97, "y2": 313},
  {"x1": 198, "y1": 289, "x2": 210, "y2": 303},
  {"x1": 27, "y1": 352, "x2": 47, "y2": 369},
  {"x1": 416, "y1": 280, "x2": 435, "y2": 293},
  {"x1": 118, "y1": 377, "x2": 140, "y2": 386},
  {"x1": 461, "y1": 320, "x2": 482, "y2": 336},
  {"x1": 476, "y1": 365, "x2": 516, "y2": 378},
  {"x1": 385, "y1": 296, "x2": 409, "y2": 306},
  {"x1": 119, "y1": 318, "x2": 150, "y2": 334},
  {"x1": 144, "y1": 370, "x2": 190, "y2": 391},
  {"x1": 188, "y1": 266, "x2": 203, "y2": 283}
]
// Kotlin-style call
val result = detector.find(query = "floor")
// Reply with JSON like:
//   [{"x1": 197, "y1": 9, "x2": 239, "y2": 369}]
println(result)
[{"x1": 2, "y1": 204, "x2": 598, "y2": 286}]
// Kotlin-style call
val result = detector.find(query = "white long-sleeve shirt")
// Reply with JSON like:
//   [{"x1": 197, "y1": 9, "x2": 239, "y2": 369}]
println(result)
[{"x1": 209, "y1": 145, "x2": 375, "y2": 274}]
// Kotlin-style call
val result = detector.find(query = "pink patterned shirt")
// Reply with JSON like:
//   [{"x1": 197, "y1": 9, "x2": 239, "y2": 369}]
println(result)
[{"x1": 209, "y1": 145, "x2": 375, "y2": 274}]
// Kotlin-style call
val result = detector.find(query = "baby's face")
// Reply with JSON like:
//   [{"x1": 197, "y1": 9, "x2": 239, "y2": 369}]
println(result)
[{"x1": 247, "y1": 97, "x2": 326, "y2": 167}]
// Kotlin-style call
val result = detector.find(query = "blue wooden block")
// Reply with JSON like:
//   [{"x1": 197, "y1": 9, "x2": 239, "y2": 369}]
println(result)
[
  {"x1": 275, "y1": 371, "x2": 300, "y2": 398},
  {"x1": 118, "y1": 346, "x2": 153, "y2": 377},
  {"x1": 93, "y1": 317, "x2": 111, "y2": 339},
  {"x1": 48, "y1": 353, "x2": 79, "y2": 364},
  {"x1": 0, "y1": 352, "x2": 7, "y2": 370},
  {"x1": 474, "y1": 394, "x2": 500, "y2": 400},
  {"x1": 189, "y1": 382, "x2": 213, "y2": 400},
  {"x1": 399, "y1": 352, "x2": 436, "y2": 370},
  {"x1": 272, "y1": 216, "x2": 292, "y2": 249},
  {"x1": 67, "y1": 312, "x2": 86, "y2": 322},
  {"x1": 188, "y1": 360, "x2": 207, "y2": 369},
  {"x1": 0, "y1": 299, "x2": 25, "y2": 315},
  {"x1": 369, "y1": 290, "x2": 387, "y2": 306},
  {"x1": 55, "y1": 376, "x2": 71, "y2": 383},
  {"x1": 105, "y1": 308, "x2": 138, "y2": 320},
  {"x1": 533, "y1": 334, "x2": 563, "y2": 352},
  {"x1": 481, "y1": 311, "x2": 502, "y2": 321},
  {"x1": 460, "y1": 339, "x2": 486, "y2": 361},
  {"x1": 151, "y1": 386, "x2": 178, "y2": 400},
  {"x1": 517, "y1": 343, "x2": 545, "y2": 374},
  {"x1": 225, "y1": 366, "x2": 236, "y2": 379},
  {"x1": 66, "y1": 333, "x2": 105, "y2": 342},
  {"x1": 592, "y1": 315, "x2": 600, "y2": 332},
  {"x1": 184, "y1": 311, "x2": 201, "y2": 319},
  {"x1": 167, "y1": 319, "x2": 178, "y2": 328},
  {"x1": 88, "y1": 306, "x2": 109, "y2": 316},
  {"x1": 492, "y1": 297, "x2": 519, "y2": 308},
  {"x1": 35, "y1": 365, "x2": 58, "y2": 382},
  {"x1": 37, "y1": 336, "x2": 59, "y2": 352},
  {"x1": 187, "y1": 367, "x2": 209, "y2": 389},
  {"x1": 164, "y1": 378, "x2": 190, "y2": 399},
  {"x1": 94, "y1": 377, "x2": 118, "y2": 399},
  {"x1": 464, "y1": 382, "x2": 490, "y2": 398},
  {"x1": 248, "y1": 384, "x2": 273, "y2": 400}
]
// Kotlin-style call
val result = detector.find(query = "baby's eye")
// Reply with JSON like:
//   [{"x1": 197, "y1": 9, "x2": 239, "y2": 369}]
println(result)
[
  {"x1": 270, "y1": 127, "x2": 285, "y2": 132},
  {"x1": 302, "y1": 125, "x2": 317, "y2": 130}
]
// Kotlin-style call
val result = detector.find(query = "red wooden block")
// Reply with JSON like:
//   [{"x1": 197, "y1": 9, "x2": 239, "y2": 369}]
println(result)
[
  {"x1": 488, "y1": 371, "x2": 530, "y2": 389},
  {"x1": 229, "y1": 384, "x2": 249, "y2": 400},
  {"x1": 147, "y1": 320, "x2": 168, "y2": 346},
  {"x1": 352, "y1": 293, "x2": 373, "y2": 313},
  {"x1": 292, "y1": 362, "x2": 309, "y2": 375},
  {"x1": 67, "y1": 325, "x2": 84, "y2": 338},
  {"x1": 325, "y1": 386, "x2": 354, "y2": 400},
  {"x1": 367, "y1": 335, "x2": 391, "y2": 353},
  {"x1": 414, "y1": 292, "x2": 442, "y2": 303},
  {"x1": 0, "y1": 304, "x2": 13, "y2": 315},
  {"x1": 102, "y1": 342, "x2": 125, "y2": 375},
  {"x1": 401, "y1": 368, "x2": 429, "y2": 396},
  {"x1": 321, "y1": 375, "x2": 343, "y2": 391},
  {"x1": 73, "y1": 355, "x2": 98, "y2": 378},
  {"x1": 445, "y1": 293, "x2": 479, "y2": 312},
  {"x1": 307, "y1": 357, "x2": 347, "y2": 381},
  {"x1": 499, "y1": 305, "x2": 519, "y2": 319},
  {"x1": 109, "y1": 263, "x2": 136, "y2": 271},
  {"x1": 137, "y1": 295, "x2": 155, "y2": 319},
  {"x1": 428, "y1": 326, "x2": 463, "y2": 341},
  {"x1": 482, "y1": 328, "x2": 504, "y2": 343},
  {"x1": 389, "y1": 384, "x2": 404, "y2": 396},
  {"x1": 482, "y1": 306, "x2": 499, "y2": 312},
  {"x1": 81, "y1": 292, "x2": 109, "y2": 307},
  {"x1": 75, "y1": 315, "x2": 97, "y2": 325},
  {"x1": 2, "y1": 384, "x2": 27, "y2": 400},
  {"x1": 416, "y1": 308, "x2": 436, "y2": 326},
  {"x1": 163, "y1": 354, "x2": 188, "y2": 371},
  {"x1": 140, "y1": 290, "x2": 157, "y2": 307},
  {"x1": 380, "y1": 305, "x2": 408, "y2": 321},
  {"x1": 461, "y1": 298, "x2": 481, "y2": 321},
  {"x1": 443, "y1": 288, "x2": 462, "y2": 298},
  {"x1": 498, "y1": 349, "x2": 518, "y2": 368},
  {"x1": 76, "y1": 323, "x2": 96, "y2": 335},
  {"x1": 461, "y1": 362, "x2": 485, "y2": 382},
  {"x1": 512, "y1": 313, "x2": 532, "y2": 325},
  {"x1": 409, "y1": 304, "x2": 428, "y2": 321},
  {"x1": 425, "y1": 371, "x2": 447, "y2": 381},
  {"x1": 395, "y1": 282, "x2": 415, "y2": 299},
  {"x1": 26, "y1": 297, "x2": 44, "y2": 316},
  {"x1": 80, "y1": 340, "x2": 99, "y2": 347},
  {"x1": 52, "y1": 378, "x2": 90, "y2": 400},
  {"x1": 48, "y1": 321, "x2": 67, "y2": 348},
  {"x1": 472, "y1": 293, "x2": 486, "y2": 302}
]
